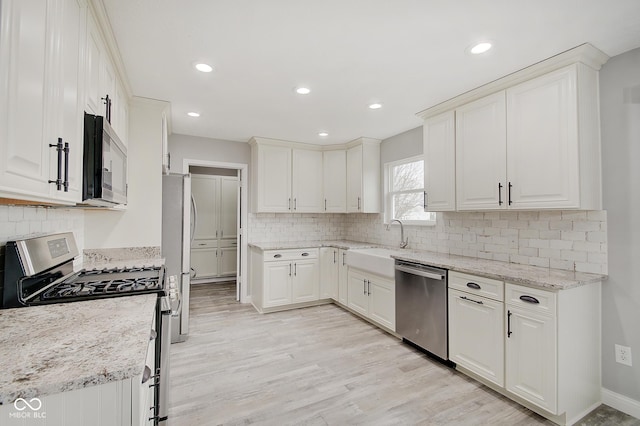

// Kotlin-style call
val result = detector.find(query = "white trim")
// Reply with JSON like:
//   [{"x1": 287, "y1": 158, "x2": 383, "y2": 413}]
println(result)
[
  {"x1": 182, "y1": 158, "x2": 250, "y2": 304},
  {"x1": 601, "y1": 388, "x2": 640, "y2": 420}
]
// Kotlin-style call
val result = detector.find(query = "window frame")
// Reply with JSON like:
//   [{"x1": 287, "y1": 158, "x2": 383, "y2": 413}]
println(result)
[{"x1": 384, "y1": 155, "x2": 436, "y2": 226}]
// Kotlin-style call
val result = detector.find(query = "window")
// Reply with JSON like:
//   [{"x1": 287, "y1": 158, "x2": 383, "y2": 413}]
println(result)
[{"x1": 384, "y1": 156, "x2": 436, "y2": 225}]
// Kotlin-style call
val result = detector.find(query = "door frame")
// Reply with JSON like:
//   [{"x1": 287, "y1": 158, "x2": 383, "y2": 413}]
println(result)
[{"x1": 182, "y1": 158, "x2": 250, "y2": 303}]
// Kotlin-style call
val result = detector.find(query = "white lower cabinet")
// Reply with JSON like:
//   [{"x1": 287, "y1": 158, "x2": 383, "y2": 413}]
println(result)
[
  {"x1": 338, "y1": 249, "x2": 349, "y2": 305},
  {"x1": 449, "y1": 270, "x2": 601, "y2": 425},
  {"x1": 320, "y1": 247, "x2": 339, "y2": 300},
  {"x1": 448, "y1": 288, "x2": 504, "y2": 387},
  {"x1": 251, "y1": 248, "x2": 320, "y2": 312},
  {"x1": 505, "y1": 283, "x2": 558, "y2": 415},
  {"x1": 347, "y1": 268, "x2": 395, "y2": 331}
]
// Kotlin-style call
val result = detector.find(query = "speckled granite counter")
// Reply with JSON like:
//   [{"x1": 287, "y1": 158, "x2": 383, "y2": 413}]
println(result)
[
  {"x1": 82, "y1": 246, "x2": 164, "y2": 271},
  {"x1": 249, "y1": 240, "x2": 377, "y2": 250},
  {"x1": 393, "y1": 251, "x2": 604, "y2": 290},
  {"x1": 0, "y1": 294, "x2": 157, "y2": 404},
  {"x1": 249, "y1": 240, "x2": 604, "y2": 290}
]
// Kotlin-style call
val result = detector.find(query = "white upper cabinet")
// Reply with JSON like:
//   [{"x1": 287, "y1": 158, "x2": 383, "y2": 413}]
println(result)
[
  {"x1": 423, "y1": 111, "x2": 456, "y2": 211},
  {"x1": 457, "y1": 65, "x2": 601, "y2": 211},
  {"x1": 456, "y1": 92, "x2": 507, "y2": 210},
  {"x1": 85, "y1": 10, "x2": 128, "y2": 143},
  {"x1": 252, "y1": 142, "x2": 292, "y2": 212},
  {"x1": 418, "y1": 45, "x2": 607, "y2": 212},
  {"x1": 250, "y1": 137, "x2": 378, "y2": 213},
  {"x1": 346, "y1": 138, "x2": 381, "y2": 213},
  {"x1": 292, "y1": 149, "x2": 323, "y2": 212},
  {"x1": 0, "y1": 0, "x2": 86, "y2": 204},
  {"x1": 506, "y1": 64, "x2": 601, "y2": 210},
  {"x1": 322, "y1": 149, "x2": 347, "y2": 212}
]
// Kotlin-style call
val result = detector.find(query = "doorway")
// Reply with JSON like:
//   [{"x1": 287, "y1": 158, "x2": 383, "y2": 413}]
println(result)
[{"x1": 182, "y1": 158, "x2": 249, "y2": 303}]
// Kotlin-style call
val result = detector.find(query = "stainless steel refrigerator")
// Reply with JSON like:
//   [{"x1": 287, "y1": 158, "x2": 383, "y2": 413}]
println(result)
[{"x1": 162, "y1": 173, "x2": 191, "y2": 343}]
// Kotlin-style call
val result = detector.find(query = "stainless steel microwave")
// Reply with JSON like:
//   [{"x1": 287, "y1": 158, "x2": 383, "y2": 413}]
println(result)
[{"x1": 82, "y1": 113, "x2": 127, "y2": 206}]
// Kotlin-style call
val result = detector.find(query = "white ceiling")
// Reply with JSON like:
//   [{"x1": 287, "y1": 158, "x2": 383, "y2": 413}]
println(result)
[{"x1": 102, "y1": 0, "x2": 640, "y2": 145}]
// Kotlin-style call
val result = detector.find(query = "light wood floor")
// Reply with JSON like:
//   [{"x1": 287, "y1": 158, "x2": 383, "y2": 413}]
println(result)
[{"x1": 168, "y1": 283, "x2": 639, "y2": 426}]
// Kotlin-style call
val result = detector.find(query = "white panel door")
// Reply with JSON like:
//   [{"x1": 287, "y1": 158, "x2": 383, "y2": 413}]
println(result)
[
  {"x1": 220, "y1": 176, "x2": 238, "y2": 240},
  {"x1": 507, "y1": 66, "x2": 579, "y2": 209},
  {"x1": 506, "y1": 306, "x2": 557, "y2": 414},
  {"x1": 346, "y1": 145, "x2": 363, "y2": 212},
  {"x1": 191, "y1": 175, "x2": 219, "y2": 240},
  {"x1": 347, "y1": 270, "x2": 369, "y2": 316},
  {"x1": 368, "y1": 277, "x2": 395, "y2": 331},
  {"x1": 54, "y1": 0, "x2": 85, "y2": 203},
  {"x1": 263, "y1": 262, "x2": 292, "y2": 308},
  {"x1": 84, "y1": 13, "x2": 102, "y2": 115},
  {"x1": 448, "y1": 289, "x2": 504, "y2": 387},
  {"x1": 219, "y1": 247, "x2": 237, "y2": 276},
  {"x1": 323, "y1": 150, "x2": 347, "y2": 212},
  {"x1": 319, "y1": 248, "x2": 333, "y2": 299},
  {"x1": 292, "y1": 259, "x2": 319, "y2": 303},
  {"x1": 0, "y1": 0, "x2": 53, "y2": 199},
  {"x1": 423, "y1": 111, "x2": 456, "y2": 211},
  {"x1": 456, "y1": 92, "x2": 507, "y2": 210},
  {"x1": 257, "y1": 145, "x2": 291, "y2": 212},
  {"x1": 292, "y1": 149, "x2": 323, "y2": 212},
  {"x1": 338, "y1": 250, "x2": 349, "y2": 305},
  {"x1": 191, "y1": 247, "x2": 218, "y2": 279}
]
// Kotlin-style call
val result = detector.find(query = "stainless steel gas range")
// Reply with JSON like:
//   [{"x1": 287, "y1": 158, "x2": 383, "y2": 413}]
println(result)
[{"x1": 1, "y1": 232, "x2": 171, "y2": 425}]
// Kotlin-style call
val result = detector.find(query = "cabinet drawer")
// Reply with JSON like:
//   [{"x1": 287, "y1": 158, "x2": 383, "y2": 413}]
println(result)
[
  {"x1": 449, "y1": 271, "x2": 504, "y2": 302},
  {"x1": 219, "y1": 238, "x2": 238, "y2": 248},
  {"x1": 264, "y1": 248, "x2": 318, "y2": 262},
  {"x1": 191, "y1": 240, "x2": 217, "y2": 249},
  {"x1": 505, "y1": 283, "x2": 556, "y2": 316}
]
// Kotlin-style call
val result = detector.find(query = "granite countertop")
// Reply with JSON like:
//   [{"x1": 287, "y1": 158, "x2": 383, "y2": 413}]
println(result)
[
  {"x1": 80, "y1": 257, "x2": 165, "y2": 272},
  {"x1": 392, "y1": 251, "x2": 605, "y2": 290},
  {"x1": 248, "y1": 240, "x2": 377, "y2": 250},
  {"x1": 249, "y1": 240, "x2": 604, "y2": 290},
  {"x1": 0, "y1": 294, "x2": 157, "y2": 405}
]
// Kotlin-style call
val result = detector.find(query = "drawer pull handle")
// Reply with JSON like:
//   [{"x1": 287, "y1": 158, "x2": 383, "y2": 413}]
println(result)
[
  {"x1": 460, "y1": 296, "x2": 483, "y2": 305},
  {"x1": 301, "y1": 252, "x2": 310, "y2": 257},
  {"x1": 507, "y1": 310, "x2": 512, "y2": 338},
  {"x1": 274, "y1": 254, "x2": 282, "y2": 258},
  {"x1": 519, "y1": 295, "x2": 540, "y2": 304},
  {"x1": 466, "y1": 282, "x2": 481, "y2": 290}
]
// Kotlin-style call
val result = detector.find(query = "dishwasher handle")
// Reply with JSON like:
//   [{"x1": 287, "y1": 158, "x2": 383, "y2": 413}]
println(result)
[{"x1": 395, "y1": 264, "x2": 445, "y2": 280}]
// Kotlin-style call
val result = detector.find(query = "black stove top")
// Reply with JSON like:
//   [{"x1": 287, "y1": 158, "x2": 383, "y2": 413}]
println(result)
[{"x1": 38, "y1": 266, "x2": 165, "y2": 303}]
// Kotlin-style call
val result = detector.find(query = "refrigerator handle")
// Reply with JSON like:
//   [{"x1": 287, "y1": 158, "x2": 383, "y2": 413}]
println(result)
[{"x1": 190, "y1": 195, "x2": 197, "y2": 243}]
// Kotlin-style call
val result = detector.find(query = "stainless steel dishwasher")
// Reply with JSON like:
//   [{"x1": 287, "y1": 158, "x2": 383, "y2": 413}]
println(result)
[{"x1": 395, "y1": 260, "x2": 448, "y2": 361}]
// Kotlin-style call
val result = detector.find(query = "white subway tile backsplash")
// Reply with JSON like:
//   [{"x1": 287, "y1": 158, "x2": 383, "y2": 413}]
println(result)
[
  {"x1": 340, "y1": 210, "x2": 607, "y2": 275},
  {"x1": 0, "y1": 206, "x2": 85, "y2": 252}
]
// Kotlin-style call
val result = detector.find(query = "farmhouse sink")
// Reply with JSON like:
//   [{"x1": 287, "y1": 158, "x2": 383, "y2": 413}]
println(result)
[{"x1": 346, "y1": 247, "x2": 404, "y2": 278}]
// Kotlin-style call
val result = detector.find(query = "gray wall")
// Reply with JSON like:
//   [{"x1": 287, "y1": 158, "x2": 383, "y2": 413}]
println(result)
[
  {"x1": 600, "y1": 47, "x2": 640, "y2": 401},
  {"x1": 380, "y1": 126, "x2": 423, "y2": 163},
  {"x1": 168, "y1": 133, "x2": 251, "y2": 173}
]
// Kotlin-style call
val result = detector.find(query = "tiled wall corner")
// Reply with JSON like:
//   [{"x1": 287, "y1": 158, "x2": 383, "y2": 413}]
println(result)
[{"x1": 247, "y1": 213, "x2": 347, "y2": 243}]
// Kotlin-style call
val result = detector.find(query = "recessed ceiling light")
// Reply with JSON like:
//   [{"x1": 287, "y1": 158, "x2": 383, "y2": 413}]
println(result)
[
  {"x1": 187, "y1": 112, "x2": 200, "y2": 117},
  {"x1": 369, "y1": 103, "x2": 382, "y2": 110},
  {"x1": 195, "y1": 63, "x2": 213, "y2": 73},
  {"x1": 318, "y1": 132, "x2": 329, "y2": 137},
  {"x1": 469, "y1": 42, "x2": 492, "y2": 55},
  {"x1": 295, "y1": 87, "x2": 311, "y2": 95}
]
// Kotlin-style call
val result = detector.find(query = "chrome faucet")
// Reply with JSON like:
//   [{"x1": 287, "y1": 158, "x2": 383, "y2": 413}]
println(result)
[{"x1": 387, "y1": 219, "x2": 408, "y2": 248}]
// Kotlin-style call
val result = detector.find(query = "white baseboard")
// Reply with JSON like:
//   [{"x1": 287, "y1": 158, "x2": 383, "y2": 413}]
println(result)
[{"x1": 602, "y1": 388, "x2": 640, "y2": 420}]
